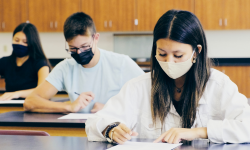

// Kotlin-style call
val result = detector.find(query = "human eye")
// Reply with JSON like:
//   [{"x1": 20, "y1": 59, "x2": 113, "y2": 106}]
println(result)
[
  {"x1": 174, "y1": 55, "x2": 183, "y2": 58},
  {"x1": 69, "y1": 48, "x2": 77, "y2": 52},
  {"x1": 159, "y1": 53, "x2": 166, "y2": 57}
]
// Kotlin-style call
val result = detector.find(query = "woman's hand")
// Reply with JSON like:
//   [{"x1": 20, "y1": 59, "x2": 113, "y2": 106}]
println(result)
[
  {"x1": 109, "y1": 123, "x2": 138, "y2": 144},
  {"x1": 0, "y1": 92, "x2": 21, "y2": 101},
  {"x1": 154, "y1": 127, "x2": 208, "y2": 144}
]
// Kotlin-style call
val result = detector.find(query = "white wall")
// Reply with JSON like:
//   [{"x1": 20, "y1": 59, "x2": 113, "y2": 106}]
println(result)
[{"x1": 0, "y1": 30, "x2": 250, "y2": 58}]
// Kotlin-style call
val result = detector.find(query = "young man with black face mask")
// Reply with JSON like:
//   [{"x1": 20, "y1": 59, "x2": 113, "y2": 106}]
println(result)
[{"x1": 24, "y1": 12, "x2": 144, "y2": 113}]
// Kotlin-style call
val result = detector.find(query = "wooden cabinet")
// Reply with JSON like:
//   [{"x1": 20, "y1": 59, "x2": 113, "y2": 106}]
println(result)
[
  {"x1": 195, "y1": 0, "x2": 223, "y2": 30},
  {"x1": 93, "y1": 0, "x2": 119, "y2": 31},
  {"x1": 29, "y1": 0, "x2": 80, "y2": 32},
  {"x1": 195, "y1": 0, "x2": 247, "y2": 30},
  {"x1": 136, "y1": 0, "x2": 194, "y2": 31},
  {"x1": 28, "y1": 0, "x2": 53, "y2": 32},
  {"x1": 0, "y1": 0, "x2": 28, "y2": 32},
  {"x1": 213, "y1": 66, "x2": 250, "y2": 98}
]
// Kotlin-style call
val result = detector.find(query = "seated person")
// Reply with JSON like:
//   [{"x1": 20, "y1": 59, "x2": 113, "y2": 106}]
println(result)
[
  {"x1": 24, "y1": 12, "x2": 144, "y2": 113},
  {"x1": 85, "y1": 10, "x2": 250, "y2": 144},
  {"x1": 0, "y1": 23, "x2": 50, "y2": 100}
]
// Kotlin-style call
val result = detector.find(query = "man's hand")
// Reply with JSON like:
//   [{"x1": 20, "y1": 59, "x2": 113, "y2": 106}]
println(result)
[{"x1": 70, "y1": 92, "x2": 95, "y2": 112}]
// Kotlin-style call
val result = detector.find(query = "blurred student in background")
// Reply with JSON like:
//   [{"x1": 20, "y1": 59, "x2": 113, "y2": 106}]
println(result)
[{"x1": 0, "y1": 23, "x2": 50, "y2": 100}]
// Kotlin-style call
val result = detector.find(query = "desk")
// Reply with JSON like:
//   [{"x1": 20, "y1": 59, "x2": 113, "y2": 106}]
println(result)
[
  {"x1": 0, "y1": 136, "x2": 249, "y2": 150},
  {"x1": 0, "y1": 94, "x2": 69, "y2": 113},
  {"x1": 0, "y1": 111, "x2": 86, "y2": 137}
]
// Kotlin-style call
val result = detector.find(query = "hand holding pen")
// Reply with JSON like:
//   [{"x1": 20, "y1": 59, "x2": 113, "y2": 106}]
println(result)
[{"x1": 69, "y1": 92, "x2": 95, "y2": 112}]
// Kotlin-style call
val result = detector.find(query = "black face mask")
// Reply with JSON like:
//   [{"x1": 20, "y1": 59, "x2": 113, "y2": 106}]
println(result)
[{"x1": 71, "y1": 48, "x2": 94, "y2": 65}]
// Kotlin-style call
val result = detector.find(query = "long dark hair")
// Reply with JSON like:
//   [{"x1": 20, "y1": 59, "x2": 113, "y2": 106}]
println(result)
[
  {"x1": 12, "y1": 23, "x2": 51, "y2": 69},
  {"x1": 151, "y1": 10, "x2": 212, "y2": 128}
]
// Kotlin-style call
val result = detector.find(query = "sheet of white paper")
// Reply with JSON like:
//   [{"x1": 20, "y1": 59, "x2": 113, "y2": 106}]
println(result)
[
  {"x1": 0, "y1": 100, "x2": 24, "y2": 104},
  {"x1": 58, "y1": 113, "x2": 93, "y2": 119},
  {"x1": 107, "y1": 141, "x2": 182, "y2": 150}
]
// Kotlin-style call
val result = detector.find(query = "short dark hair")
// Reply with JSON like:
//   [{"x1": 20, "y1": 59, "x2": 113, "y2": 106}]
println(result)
[
  {"x1": 64, "y1": 12, "x2": 96, "y2": 41},
  {"x1": 12, "y1": 23, "x2": 51, "y2": 69}
]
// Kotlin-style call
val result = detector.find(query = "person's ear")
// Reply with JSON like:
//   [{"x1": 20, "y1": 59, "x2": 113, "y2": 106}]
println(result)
[
  {"x1": 94, "y1": 33, "x2": 100, "y2": 44},
  {"x1": 193, "y1": 45, "x2": 202, "y2": 63},
  {"x1": 197, "y1": 45, "x2": 202, "y2": 53}
]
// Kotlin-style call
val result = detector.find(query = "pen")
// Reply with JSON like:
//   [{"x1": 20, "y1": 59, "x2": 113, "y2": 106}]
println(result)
[
  {"x1": 131, "y1": 123, "x2": 137, "y2": 134},
  {"x1": 74, "y1": 92, "x2": 80, "y2": 95}
]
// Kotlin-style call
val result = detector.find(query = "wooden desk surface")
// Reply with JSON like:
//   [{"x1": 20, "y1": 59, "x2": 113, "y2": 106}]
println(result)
[
  {"x1": 0, "y1": 94, "x2": 69, "y2": 114},
  {"x1": 0, "y1": 111, "x2": 86, "y2": 137},
  {"x1": 0, "y1": 136, "x2": 249, "y2": 150}
]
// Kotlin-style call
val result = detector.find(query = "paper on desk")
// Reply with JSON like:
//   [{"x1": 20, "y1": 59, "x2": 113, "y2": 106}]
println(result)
[
  {"x1": 107, "y1": 141, "x2": 182, "y2": 150},
  {"x1": 58, "y1": 113, "x2": 93, "y2": 119},
  {"x1": 0, "y1": 100, "x2": 24, "y2": 104}
]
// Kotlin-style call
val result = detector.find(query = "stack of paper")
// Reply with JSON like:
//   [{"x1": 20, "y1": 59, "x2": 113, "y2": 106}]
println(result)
[
  {"x1": 0, "y1": 100, "x2": 24, "y2": 104},
  {"x1": 107, "y1": 141, "x2": 182, "y2": 150},
  {"x1": 58, "y1": 113, "x2": 93, "y2": 119}
]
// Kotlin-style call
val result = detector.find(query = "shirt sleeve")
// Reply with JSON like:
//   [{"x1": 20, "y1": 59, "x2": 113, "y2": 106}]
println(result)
[
  {"x1": 46, "y1": 60, "x2": 66, "y2": 91},
  {"x1": 85, "y1": 80, "x2": 139, "y2": 141},
  {"x1": 120, "y1": 56, "x2": 144, "y2": 86},
  {"x1": 207, "y1": 75, "x2": 250, "y2": 143},
  {"x1": 34, "y1": 59, "x2": 49, "y2": 73}
]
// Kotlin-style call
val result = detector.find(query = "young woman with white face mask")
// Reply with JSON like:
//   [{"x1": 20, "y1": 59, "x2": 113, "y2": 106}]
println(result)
[{"x1": 85, "y1": 10, "x2": 250, "y2": 144}]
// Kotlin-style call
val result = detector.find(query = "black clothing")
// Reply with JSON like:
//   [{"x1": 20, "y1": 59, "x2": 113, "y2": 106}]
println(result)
[{"x1": 0, "y1": 56, "x2": 49, "y2": 92}]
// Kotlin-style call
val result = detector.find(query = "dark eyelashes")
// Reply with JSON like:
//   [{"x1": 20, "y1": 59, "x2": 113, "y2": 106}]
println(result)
[{"x1": 159, "y1": 54, "x2": 183, "y2": 58}]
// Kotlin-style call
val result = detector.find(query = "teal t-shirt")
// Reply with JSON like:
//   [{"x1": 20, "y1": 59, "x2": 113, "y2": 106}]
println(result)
[{"x1": 46, "y1": 48, "x2": 144, "y2": 113}]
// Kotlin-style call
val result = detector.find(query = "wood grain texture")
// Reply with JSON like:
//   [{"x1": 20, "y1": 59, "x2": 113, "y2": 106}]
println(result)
[
  {"x1": 223, "y1": 0, "x2": 242, "y2": 29},
  {"x1": 56, "y1": 0, "x2": 80, "y2": 32},
  {"x1": 117, "y1": 0, "x2": 136, "y2": 31},
  {"x1": 213, "y1": 66, "x2": 250, "y2": 98},
  {"x1": 136, "y1": 0, "x2": 194, "y2": 31},
  {"x1": 195, "y1": 0, "x2": 224, "y2": 30},
  {"x1": 0, "y1": 107, "x2": 24, "y2": 114},
  {"x1": 0, "y1": 126, "x2": 86, "y2": 137},
  {"x1": 1, "y1": 0, "x2": 27, "y2": 32}
]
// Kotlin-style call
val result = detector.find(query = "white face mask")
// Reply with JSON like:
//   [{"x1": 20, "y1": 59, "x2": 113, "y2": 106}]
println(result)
[{"x1": 156, "y1": 51, "x2": 195, "y2": 79}]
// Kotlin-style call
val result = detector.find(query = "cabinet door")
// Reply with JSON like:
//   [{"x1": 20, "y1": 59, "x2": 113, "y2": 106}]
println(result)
[
  {"x1": 137, "y1": 0, "x2": 194, "y2": 31},
  {"x1": 0, "y1": 0, "x2": 2, "y2": 31},
  {"x1": 81, "y1": 0, "x2": 95, "y2": 19},
  {"x1": 1, "y1": 0, "x2": 28, "y2": 32},
  {"x1": 195, "y1": 0, "x2": 224, "y2": 30},
  {"x1": 116, "y1": 0, "x2": 136, "y2": 31},
  {"x1": 136, "y1": 0, "x2": 166, "y2": 31},
  {"x1": 242, "y1": 0, "x2": 250, "y2": 29},
  {"x1": 223, "y1": 0, "x2": 242, "y2": 29},
  {"x1": 55, "y1": 0, "x2": 80, "y2": 32},
  {"x1": 94, "y1": 0, "x2": 110, "y2": 31},
  {"x1": 29, "y1": 0, "x2": 54, "y2": 32},
  {"x1": 213, "y1": 66, "x2": 248, "y2": 98}
]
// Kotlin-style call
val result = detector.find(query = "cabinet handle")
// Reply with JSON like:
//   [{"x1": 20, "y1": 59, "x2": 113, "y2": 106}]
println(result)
[
  {"x1": 50, "y1": 22, "x2": 53, "y2": 28},
  {"x1": 224, "y1": 19, "x2": 227, "y2": 26},
  {"x1": 104, "y1": 21, "x2": 107, "y2": 28},
  {"x1": 55, "y1": 21, "x2": 57, "y2": 28},
  {"x1": 219, "y1": 19, "x2": 222, "y2": 26},
  {"x1": 109, "y1": 20, "x2": 112, "y2": 27},
  {"x1": 134, "y1": 19, "x2": 138, "y2": 26},
  {"x1": 2, "y1": 22, "x2": 5, "y2": 29}
]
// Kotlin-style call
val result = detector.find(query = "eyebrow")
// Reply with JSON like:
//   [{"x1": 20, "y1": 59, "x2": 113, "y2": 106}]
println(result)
[
  {"x1": 69, "y1": 43, "x2": 88, "y2": 48},
  {"x1": 158, "y1": 48, "x2": 181, "y2": 53}
]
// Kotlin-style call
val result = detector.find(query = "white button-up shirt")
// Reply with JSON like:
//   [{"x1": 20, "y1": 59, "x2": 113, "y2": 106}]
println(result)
[{"x1": 86, "y1": 69, "x2": 250, "y2": 143}]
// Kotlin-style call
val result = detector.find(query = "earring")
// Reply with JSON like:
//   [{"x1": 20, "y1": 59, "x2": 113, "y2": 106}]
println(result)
[{"x1": 193, "y1": 58, "x2": 196, "y2": 63}]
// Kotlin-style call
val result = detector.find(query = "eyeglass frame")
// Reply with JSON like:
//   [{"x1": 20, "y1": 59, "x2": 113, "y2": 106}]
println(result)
[{"x1": 65, "y1": 34, "x2": 95, "y2": 54}]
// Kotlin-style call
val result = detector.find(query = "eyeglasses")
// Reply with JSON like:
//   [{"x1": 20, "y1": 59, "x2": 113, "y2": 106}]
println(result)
[{"x1": 65, "y1": 34, "x2": 95, "y2": 54}]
